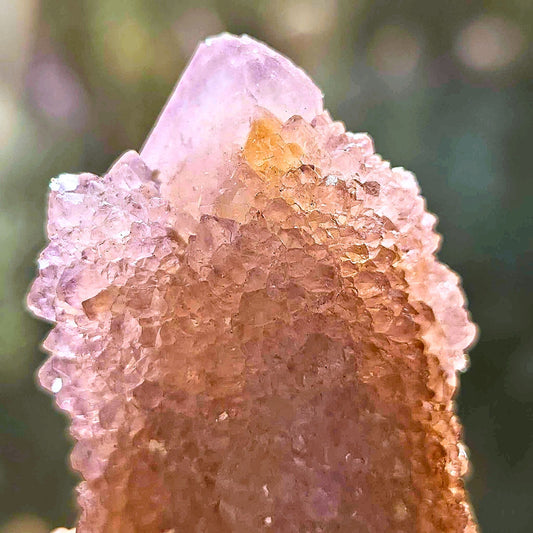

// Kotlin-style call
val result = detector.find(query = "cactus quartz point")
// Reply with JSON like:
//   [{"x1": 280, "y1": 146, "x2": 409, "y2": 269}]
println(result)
[{"x1": 28, "y1": 34, "x2": 477, "y2": 532}]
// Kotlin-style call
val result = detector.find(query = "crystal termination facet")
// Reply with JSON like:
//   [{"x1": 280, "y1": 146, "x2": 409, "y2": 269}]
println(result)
[{"x1": 28, "y1": 34, "x2": 477, "y2": 532}]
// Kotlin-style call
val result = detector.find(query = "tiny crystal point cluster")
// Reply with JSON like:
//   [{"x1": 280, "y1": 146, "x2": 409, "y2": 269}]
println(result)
[{"x1": 29, "y1": 34, "x2": 477, "y2": 532}]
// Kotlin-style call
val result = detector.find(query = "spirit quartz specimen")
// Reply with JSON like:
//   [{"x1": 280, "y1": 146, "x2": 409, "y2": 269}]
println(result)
[{"x1": 29, "y1": 34, "x2": 478, "y2": 532}]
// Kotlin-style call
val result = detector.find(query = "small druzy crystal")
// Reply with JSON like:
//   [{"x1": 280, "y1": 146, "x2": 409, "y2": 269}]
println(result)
[{"x1": 28, "y1": 34, "x2": 477, "y2": 532}]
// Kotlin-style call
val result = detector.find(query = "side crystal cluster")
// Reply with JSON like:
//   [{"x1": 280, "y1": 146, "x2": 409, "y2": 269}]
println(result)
[{"x1": 28, "y1": 34, "x2": 477, "y2": 532}]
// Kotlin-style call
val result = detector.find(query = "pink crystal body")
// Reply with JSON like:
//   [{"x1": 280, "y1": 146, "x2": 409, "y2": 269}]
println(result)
[{"x1": 28, "y1": 34, "x2": 477, "y2": 532}]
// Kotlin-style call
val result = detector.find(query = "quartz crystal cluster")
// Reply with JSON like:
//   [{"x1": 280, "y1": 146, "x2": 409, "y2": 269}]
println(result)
[{"x1": 28, "y1": 34, "x2": 477, "y2": 532}]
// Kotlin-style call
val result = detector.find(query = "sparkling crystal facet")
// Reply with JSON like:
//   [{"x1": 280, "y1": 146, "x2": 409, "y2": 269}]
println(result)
[{"x1": 28, "y1": 34, "x2": 477, "y2": 532}]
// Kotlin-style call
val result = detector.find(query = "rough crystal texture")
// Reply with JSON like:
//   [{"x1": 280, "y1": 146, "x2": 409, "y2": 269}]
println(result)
[{"x1": 28, "y1": 34, "x2": 477, "y2": 532}]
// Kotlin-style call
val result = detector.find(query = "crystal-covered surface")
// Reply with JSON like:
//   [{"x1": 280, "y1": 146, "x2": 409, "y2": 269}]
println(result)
[{"x1": 28, "y1": 34, "x2": 477, "y2": 532}]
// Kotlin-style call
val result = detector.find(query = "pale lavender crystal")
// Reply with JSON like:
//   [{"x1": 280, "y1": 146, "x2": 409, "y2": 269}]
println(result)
[{"x1": 141, "y1": 34, "x2": 323, "y2": 227}]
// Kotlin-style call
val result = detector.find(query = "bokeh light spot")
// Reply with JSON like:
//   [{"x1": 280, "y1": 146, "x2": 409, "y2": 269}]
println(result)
[
  {"x1": 273, "y1": 0, "x2": 338, "y2": 36},
  {"x1": 28, "y1": 58, "x2": 88, "y2": 128},
  {"x1": 0, "y1": 84, "x2": 19, "y2": 149},
  {"x1": 368, "y1": 25, "x2": 421, "y2": 79},
  {"x1": 0, "y1": 514, "x2": 48, "y2": 533},
  {"x1": 456, "y1": 15, "x2": 525, "y2": 71},
  {"x1": 103, "y1": 18, "x2": 154, "y2": 81}
]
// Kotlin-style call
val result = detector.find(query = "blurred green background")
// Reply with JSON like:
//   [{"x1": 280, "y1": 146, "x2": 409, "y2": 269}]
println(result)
[{"x1": 0, "y1": 1, "x2": 531, "y2": 531}]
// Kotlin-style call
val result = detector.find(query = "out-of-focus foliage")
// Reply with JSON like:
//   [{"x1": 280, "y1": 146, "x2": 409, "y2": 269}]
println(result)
[{"x1": 0, "y1": 1, "x2": 531, "y2": 531}]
